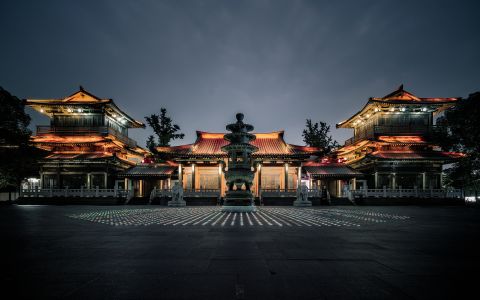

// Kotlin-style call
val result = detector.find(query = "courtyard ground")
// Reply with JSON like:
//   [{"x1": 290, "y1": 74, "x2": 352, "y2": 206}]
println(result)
[{"x1": 0, "y1": 205, "x2": 479, "y2": 299}]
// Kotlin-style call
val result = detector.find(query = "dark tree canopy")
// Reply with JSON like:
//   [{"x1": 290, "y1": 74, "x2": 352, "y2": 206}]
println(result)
[
  {"x1": 145, "y1": 108, "x2": 184, "y2": 150},
  {"x1": 302, "y1": 119, "x2": 338, "y2": 154},
  {"x1": 435, "y1": 92, "x2": 480, "y2": 192},
  {"x1": 0, "y1": 87, "x2": 44, "y2": 190}
]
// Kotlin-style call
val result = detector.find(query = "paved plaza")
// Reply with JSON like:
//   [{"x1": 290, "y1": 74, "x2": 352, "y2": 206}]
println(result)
[
  {"x1": 1, "y1": 205, "x2": 479, "y2": 299},
  {"x1": 68, "y1": 207, "x2": 410, "y2": 227}
]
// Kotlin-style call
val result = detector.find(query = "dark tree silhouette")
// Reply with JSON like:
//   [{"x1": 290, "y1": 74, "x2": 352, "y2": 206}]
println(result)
[
  {"x1": 146, "y1": 135, "x2": 157, "y2": 153},
  {"x1": 145, "y1": 108, "x2": 184, "y2": 150},
  {"x1": 302, "y1": 119, "x2": 338, "y2": 154},
  {"x1": 0, "y1": 87, "x2": 44, "y2": 190},
  {"x1": 434, "y1": 92, "x2": 480, "y2": 194}
]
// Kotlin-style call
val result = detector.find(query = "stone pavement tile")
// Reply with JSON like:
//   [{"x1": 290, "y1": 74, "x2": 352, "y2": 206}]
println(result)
[
  {"x1": 174, "y1": 273, "x2": 238, "y2": 299},
  {"x1": 65, "y1": 273, "x2": 165, "y2": 299},
  {"x1": 187, "y1": 246, "x2": 216, "y2": 259},
  {"x1": 378, "y1": 274, "x2": 478, "y2": 299},
  {"x1": 315, "y1": 275, "x2": 412, "y2": 300},
  {"x1": 266, "y1": 259, "x2": 330, "y2": 276},
  {"x1": 207, "y1": 259, "x2": 271, "y2": 277},
  {"x1": 67, "y1": 272, "x2": 238, "y2": 300},
  {"x1": 325, "y1": 248, "x2": 382, "y2": 261},
  {"x1": 281, "y1": 248, "x2": 337, "y2": 260},
  {"x1": 374, "y1": 256, "x2": 478, "y2": 276},
  {"x1": 212, "y1": 244, "x2": 264, "y2": 259},
  {"x1": 136, "y1": 246, "x2": 193, "y2": 259},
  {"x1": 238, "y1": 274, "x2": 325, "y2": 300},
  {"x1": 316, "y1": 260, "x2": 400, "y2": 276},
  {"x1": 2, "y1": 272, "x2": 102, "y2": 299},
  {"x1": 109, "y1": 258, "x2": 211, "y2": 274}
]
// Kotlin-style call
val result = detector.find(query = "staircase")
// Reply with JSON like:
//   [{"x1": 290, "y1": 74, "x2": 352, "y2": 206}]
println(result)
[
  {"x1": 329, "y1": 197, "x2": 355, "y2": 206},
  {"x1": 126, "y1": 197, "x2": 150, "y2": 205}
]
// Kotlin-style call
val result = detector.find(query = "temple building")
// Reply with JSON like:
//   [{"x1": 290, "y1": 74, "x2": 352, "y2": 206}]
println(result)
[
  {"x1": 21, "y1": 85, "x2": 464, "y2": 203},
  {"x1": 121, "y1": 131, "x2": 362, "y2": 201},
  {"x1": 25, "y1": 87, "x2": 147, "y2": 189},
  {"x1": 336, "y1": 85, "x2": 463, "y2": 190}
]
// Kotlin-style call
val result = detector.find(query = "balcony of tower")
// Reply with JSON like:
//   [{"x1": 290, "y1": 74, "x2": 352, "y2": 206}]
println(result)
[{"x1": 35, "y1": 125, "x2": 138, "y2": 148}]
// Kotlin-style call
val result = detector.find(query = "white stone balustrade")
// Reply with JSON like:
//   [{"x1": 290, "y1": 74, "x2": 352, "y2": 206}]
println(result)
[
  {"x1": 20, "y1": 186, "x2": 128, "y2": 198},
  {"x1": 350, "y1": 187, "x2": 463, "y2": 199}
]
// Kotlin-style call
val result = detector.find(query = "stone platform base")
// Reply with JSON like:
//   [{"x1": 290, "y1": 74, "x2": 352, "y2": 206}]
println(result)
[
  {"x1": 293, "y1": 200, "x2": 312, "y2": 207},
  {"x1": 168, "y1": 200, "x2": 186, "y2": 207},
  {"x1": 221, "y1": 205, "x2": 257, "y2": 212}
]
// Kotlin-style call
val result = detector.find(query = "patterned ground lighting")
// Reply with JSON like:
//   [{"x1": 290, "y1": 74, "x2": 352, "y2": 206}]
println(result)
[{"x1": 68, "y1": 207, "x2": 410, "y2": 228}]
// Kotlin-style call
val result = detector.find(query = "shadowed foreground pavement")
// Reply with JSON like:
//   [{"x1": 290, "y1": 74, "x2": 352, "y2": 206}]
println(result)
[{"x1": 0, "y1": 205, "x2": 479, "y2": 299}]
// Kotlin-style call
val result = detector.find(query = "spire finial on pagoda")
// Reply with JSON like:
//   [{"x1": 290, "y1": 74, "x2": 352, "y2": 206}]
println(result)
[
  {"x1": 236, "y1": 112, "x2": 244, "y2": 122},
  {"x1": 398, "y1": 84, "x2": 404, "y2": 91},
  {"x1": 79, "y1": 85, "x2": 85, "y2": 91}
]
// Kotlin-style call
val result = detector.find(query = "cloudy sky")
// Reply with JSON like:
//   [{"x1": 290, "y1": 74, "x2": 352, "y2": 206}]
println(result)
[{"x1": 1, "y1": 0, "x2": 479, "y2": 146}]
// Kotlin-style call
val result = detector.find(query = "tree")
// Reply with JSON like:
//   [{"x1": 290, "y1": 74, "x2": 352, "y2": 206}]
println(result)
[
  {"x1": 434, "y1": 92, "x2": 480, "y2": 194},
  {"x1": 0, "y1": 87, "x2": 44, "y2": 191},
  {"x1": 146, "y1": 135, "x2": 157, "y2": 153},
  {"x1": 302, "y1": 119, "x2": 338, "y2": 153},
  {"x1": 145, "y1": 108, "x2": 184, "y2": 150}
]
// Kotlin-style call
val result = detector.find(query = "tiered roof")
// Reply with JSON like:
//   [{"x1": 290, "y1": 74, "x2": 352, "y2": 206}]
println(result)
[
  {"x1": 303, "y1": 161, "x2": 363, "y2": 178},
  {"x1": 337, "y1": 85, "x2": 458, "y2": 128},
  {"x1": 118, "y1": 163, "x2": 177, "y2": 178},
  {"x1": 156, "y1": 131, "x2": 321, "y2": 159},
  {"x1": 26, "y1": 87, "x2": 145, "y2": 128},
  {"x1": 26, "y1": 87, "x2": 147, "y2": 165},
  {"x1": 368, "y1": 150, "x2": 465, "y2": 161}
]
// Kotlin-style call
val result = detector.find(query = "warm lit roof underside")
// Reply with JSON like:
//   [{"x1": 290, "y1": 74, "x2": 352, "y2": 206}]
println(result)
[
  {"x1": 26, "y1": 87, "x2": 144, "y2": 128},
  {"x1": 337, "y1": 85, "x2": 458, "y2": 128},
  {"x1": 157, "y1": 131, "x2": 321, "y2": 156},
  {"x1": 118, "y1": 164, "x2": 176, "y2": 177},
  {"x1": 369, "y1": 151, "x2": 464, "y2": 160},
  {"x1": 303, "y1": 162, "x2": 363, "y2": 178}
]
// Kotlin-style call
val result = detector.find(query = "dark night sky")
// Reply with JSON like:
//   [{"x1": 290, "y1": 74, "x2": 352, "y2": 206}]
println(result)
[{"x1": 1, "y1": 0, "x2": 479, "y2": 147}]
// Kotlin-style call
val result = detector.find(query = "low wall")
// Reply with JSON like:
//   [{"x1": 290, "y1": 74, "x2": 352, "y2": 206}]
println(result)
[
  {"x1": 185, "y1": 197, "x2": 219, "y2": 206},
  {"x1": 16, "y1": 197, "x2": 123, "y2": 205},
  {"x1": 354, "y1": 197, "x2": 465, "y2": 206},
  {"x1": 0, "y1": 192, "x2": 19, "y2": 202}
]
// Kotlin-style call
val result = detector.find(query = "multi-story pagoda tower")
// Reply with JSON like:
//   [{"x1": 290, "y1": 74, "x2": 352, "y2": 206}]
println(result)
[
  {"x1": 336, "y1": 85, "x2": 462, "y2": 190},
  {"x1": 26, "y1": 87, "x2": 147, "y2": 189},
  {"x1": 221, "y1": 113, "x2": 258, "y2": 212}
]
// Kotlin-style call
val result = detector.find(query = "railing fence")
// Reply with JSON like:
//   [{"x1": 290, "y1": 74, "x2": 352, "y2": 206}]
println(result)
[
  {"x1": 350, "y1": 186, "x2": 463, "y2": 199},
  {"x1": 20, "y1": 186, "x2": 130, "y2": 198}
]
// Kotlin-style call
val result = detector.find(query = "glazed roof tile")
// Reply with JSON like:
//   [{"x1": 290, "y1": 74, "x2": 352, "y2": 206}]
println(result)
[
  {"x1": 337, "y1": 85, "x2": 458, "y2": 129},
  {"x1": 119, "y1": 164, "x2": 176, "y2": 177},
  {"x1": 45, "y1": 152, "x2": 113, "y2": 160},
  {"x1": 157, "y1": 131, "x2": 321, "y2": 157},
  {"x1": 369, "y1": 151, "x2": 464, "y2": 160},
  {"x1": 303, "y1": 162, "x2": 363, "y2": 178}
]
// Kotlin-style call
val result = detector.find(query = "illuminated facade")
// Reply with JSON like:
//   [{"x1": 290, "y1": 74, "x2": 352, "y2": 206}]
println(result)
[
  {"x1": 122, "y1": 131, "x2": 362, "y2": 200},
  {"x1": 336, "y1": 85, "x2": 463, "y2": 190},
  {"x1": 26, "y1": 87, "x2": 147, "y2": 189},
  {"x1": 23, "y1": 85, "x2": 465, "y2": 202},
  {"x1": 156, "y1": 131, "x2": 319, "y2": 197}
]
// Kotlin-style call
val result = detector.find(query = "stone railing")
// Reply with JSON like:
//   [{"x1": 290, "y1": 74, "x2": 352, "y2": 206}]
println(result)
[
  {"x1": 350, "y1": 187, "x2": 463, "y2": 199},
  {"x1": 20, "y1": 186, "x2": 131, "y2": 198},
  {"x1": 260, "y1": 188, "x2": 321, "y2": 198},
  {"x1": 36, "y1": 126, "x2": 137, "y2": 148},
  {"x1": 150, "y1": 187, "x2": 221, "y2": 200},
  {"x1": 344, "y1": 125, "x2": 440, "y2": 146}
]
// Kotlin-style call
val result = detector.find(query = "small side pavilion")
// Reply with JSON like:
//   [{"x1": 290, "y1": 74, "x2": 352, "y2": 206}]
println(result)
[
  {"x1": 303, "y1": 160, "x2": 364, "y2": 198},
  {"x1": 118, "y1": 163, "x2": 177, "y2": 198}
]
